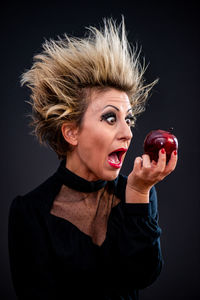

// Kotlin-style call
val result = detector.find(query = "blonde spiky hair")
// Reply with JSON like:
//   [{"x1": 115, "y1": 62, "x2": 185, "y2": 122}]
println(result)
[{"x1": 21, "y1": 17, "x2": 157, "y2": 159}]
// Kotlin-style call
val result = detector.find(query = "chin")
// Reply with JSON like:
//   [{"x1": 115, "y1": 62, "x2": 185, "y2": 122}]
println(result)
[{"x1": 101, "y1": 169, "x2": 120, "y2": 181}]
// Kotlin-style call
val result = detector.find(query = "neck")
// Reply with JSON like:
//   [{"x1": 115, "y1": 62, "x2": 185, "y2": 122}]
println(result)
[{"x1": 65, "y1": 153, "x2": 100, "y2": 182}]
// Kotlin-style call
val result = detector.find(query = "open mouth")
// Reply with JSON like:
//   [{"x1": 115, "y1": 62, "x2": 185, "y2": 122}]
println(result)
[{"x1": 108, "y1": 148, "x2": 127, "y2": 169}]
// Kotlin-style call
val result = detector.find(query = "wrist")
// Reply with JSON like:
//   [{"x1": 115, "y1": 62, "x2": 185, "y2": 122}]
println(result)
[{"x1": 126, "y1": 184, "x2": 150, "y2": 204}]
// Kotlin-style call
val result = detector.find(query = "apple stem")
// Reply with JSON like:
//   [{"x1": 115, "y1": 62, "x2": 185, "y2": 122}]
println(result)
[{"x1": 169, "y1": 127, "x2": 174, "y2": 132}]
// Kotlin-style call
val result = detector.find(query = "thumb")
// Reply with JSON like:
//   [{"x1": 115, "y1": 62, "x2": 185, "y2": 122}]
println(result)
[{"x1": 133, "y1": 156, "x2": 143, "y2": 172}]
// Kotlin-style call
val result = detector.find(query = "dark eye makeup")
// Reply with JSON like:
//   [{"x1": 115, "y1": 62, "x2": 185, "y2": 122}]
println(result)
[
  {"x1": 125, "y1": 114, "x2": 135, "y2": 126},
  {"x1": 100, "y1": 111, "x2": 135, "y2": 126},
  {"x1": 100, "y1": 112, "x2": 116, "y2": 124}
]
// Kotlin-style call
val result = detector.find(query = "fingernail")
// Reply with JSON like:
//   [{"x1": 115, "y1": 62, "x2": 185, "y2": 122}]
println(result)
[
  {"x1": 161, "y1": 148, "x2": 165, "y2": 154},
  {"x1": 174, "y1": 150, "x2": 177, "y2": 155}
]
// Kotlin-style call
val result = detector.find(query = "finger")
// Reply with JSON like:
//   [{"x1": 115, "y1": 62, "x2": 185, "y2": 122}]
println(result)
[
  {"x1": 142, "y1": 154, "x2": 151, "y2": 168},
  {"x1": 164, "y1": 150, "x2": 178, "y2": 174},
  {"x1": 157, "y1": 148, "x2": 166, "y2": 172},
  {"x1": 133, "y1": 156, "x2": 143, "y2": 172},
  {"x1": 151, "y1": 160, "x2": 157, "y2": 166}
]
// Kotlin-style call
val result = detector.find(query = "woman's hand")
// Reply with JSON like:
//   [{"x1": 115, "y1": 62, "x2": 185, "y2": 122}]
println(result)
[{"x1": 125, "y1": 148, "x2": 178, "y2": 203}]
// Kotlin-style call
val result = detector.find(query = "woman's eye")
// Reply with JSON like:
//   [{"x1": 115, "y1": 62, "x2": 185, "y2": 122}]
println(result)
[
  {"x1": 101, "y1": 112, "x2": 135, "y2": 126},
  {"x1": 107, "y1": 116, "x2": 116, "y2": 124},
  {"x1": 126, "y1": 116, "x2": 135, "y2": 127},
  {"x1": 101, "y1": 113, "x2": 116, "y2": 125}
]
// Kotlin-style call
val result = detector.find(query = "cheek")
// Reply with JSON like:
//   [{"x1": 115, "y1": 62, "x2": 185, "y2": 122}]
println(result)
[{"x1": 79, "y1": 129, "x2": 110, "y2": 160}]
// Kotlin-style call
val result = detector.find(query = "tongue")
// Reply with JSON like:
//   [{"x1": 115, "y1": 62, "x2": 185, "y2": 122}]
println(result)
[{"x1": 108, "y1": 152, "x2": 119, "y2": 163}]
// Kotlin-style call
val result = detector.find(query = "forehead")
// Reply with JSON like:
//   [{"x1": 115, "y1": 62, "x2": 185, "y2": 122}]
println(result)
[{"x1": 88, "y1": 88, "x2": 131, "y2": 112}]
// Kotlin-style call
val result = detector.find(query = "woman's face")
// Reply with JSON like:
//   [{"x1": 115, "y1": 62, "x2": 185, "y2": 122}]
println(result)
[{"x1": 66, "y1": 88, "x2": 134, "y2": 181}]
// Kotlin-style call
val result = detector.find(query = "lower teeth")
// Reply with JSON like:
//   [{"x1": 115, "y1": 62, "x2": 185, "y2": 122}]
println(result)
[
  {"x1": 109, "y1": 158, "x2": 120, "y2": 164},
  {"x1": 108, "y1": 153, "x2": 120, "y2": 164}
]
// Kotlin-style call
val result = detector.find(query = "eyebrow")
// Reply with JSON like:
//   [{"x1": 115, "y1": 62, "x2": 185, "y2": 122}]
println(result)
[{"x1": 103, "y1": 105, "x2": 133, "y2": 113}]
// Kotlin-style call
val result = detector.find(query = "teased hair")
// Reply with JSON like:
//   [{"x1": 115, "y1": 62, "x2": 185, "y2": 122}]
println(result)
[{"x1": 21, "y1": 17, "x2": 157, "y2": 159}]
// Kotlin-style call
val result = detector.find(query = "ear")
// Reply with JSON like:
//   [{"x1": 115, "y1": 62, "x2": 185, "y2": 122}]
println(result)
[{"x1": 61, "y1": 123, "x2": 79, "y2": 146}]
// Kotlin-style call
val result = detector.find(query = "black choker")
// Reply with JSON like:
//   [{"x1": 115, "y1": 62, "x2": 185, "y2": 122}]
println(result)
[{"x1": 55, "y1": 160, "x2": 108, "y2": 193}]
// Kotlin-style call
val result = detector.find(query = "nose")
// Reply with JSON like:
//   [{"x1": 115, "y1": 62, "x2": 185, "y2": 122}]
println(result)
[{"x1": 117, "y1": 121, "x2": 133, "y2": 142}]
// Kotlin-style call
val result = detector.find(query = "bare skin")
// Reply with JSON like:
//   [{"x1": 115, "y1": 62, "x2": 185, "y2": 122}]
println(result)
[
  {"x1": 126, "y1": 149, "x2": 178, "y2": 203},
  {"x1": 61, "y1": 88, "x2": 133, "y2": 181}
]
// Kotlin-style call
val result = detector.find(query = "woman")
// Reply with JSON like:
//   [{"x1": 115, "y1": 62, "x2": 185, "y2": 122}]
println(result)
[{"x1": 8, "y1": 19, "x2": 177, "y2": 300}]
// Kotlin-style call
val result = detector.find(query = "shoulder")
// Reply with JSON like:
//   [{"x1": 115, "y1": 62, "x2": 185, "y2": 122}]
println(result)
[{"x1": 9, "y1": 172, "x2": 61, "y2": 219}]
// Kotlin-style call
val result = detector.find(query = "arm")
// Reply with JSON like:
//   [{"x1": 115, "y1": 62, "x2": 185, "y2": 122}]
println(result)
[
  {"x1": 108, "y1": 186, "x2": 163, "y2": 290},
  {"x1": 8, "y1": 196, "x2": 57, "y2": 300},
  {"x1": 107, "y1": 149, "x2": 177, "y2": 290}
]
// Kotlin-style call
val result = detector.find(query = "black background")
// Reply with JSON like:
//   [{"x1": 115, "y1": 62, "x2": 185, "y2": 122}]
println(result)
[{"x1": 1, "y1": 1, "x2": 199, "y2": 299}]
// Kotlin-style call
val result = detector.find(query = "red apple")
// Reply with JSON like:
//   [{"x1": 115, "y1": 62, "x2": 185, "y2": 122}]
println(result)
[{"x1": 143, "y1": 129, "x2": 178, "y2": 162}]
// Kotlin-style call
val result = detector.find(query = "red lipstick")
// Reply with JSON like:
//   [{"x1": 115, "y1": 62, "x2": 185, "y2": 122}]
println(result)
[{"x1": 108, "y1": 148, "x2": 127, "y2": 169}]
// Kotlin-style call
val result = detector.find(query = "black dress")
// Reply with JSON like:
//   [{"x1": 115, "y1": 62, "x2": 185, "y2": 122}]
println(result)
[{"x1": 8, "y1": 160, "x2": 163, "y2": 300}]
